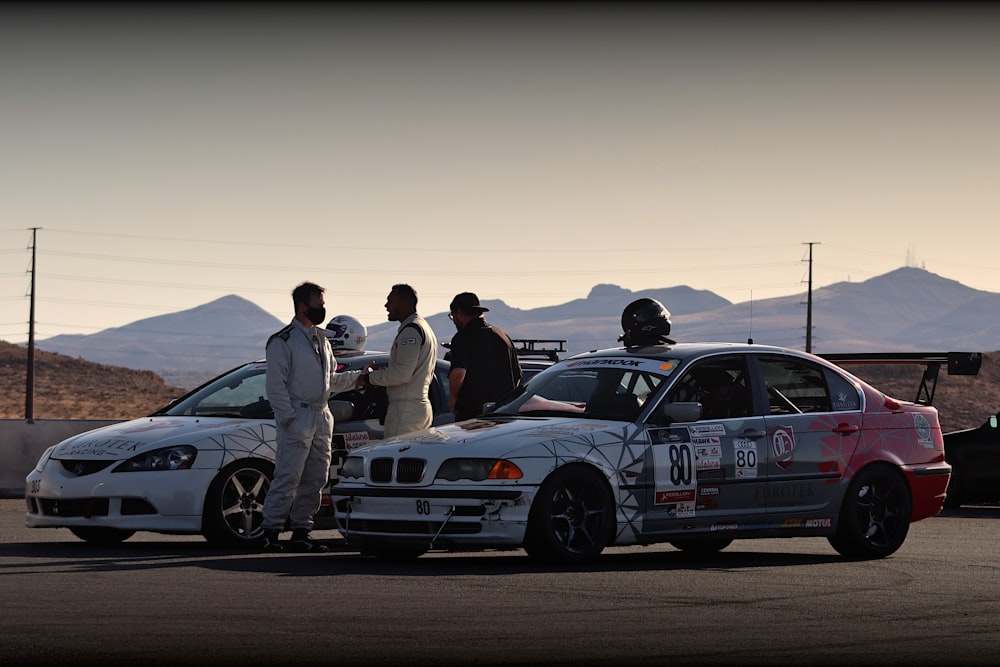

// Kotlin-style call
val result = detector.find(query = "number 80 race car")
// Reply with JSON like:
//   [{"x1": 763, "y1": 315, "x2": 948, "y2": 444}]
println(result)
[{"x1": 332, "y1": 334, "x2": 965, "y2": 564}]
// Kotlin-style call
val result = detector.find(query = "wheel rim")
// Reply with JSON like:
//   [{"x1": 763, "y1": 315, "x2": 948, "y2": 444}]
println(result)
[
  {"x1": 854, "y1": 476, "x2": 906, "y2": 549},
  {"x1": 219, "y1": 467, "x2": 269, "y2": 540},
  {"x1": 547, "y1": 475, "x2": 608, "y2": 555}
]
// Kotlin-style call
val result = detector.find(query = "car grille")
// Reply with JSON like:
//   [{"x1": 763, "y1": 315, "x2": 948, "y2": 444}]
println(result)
[
  {"x1": 37, "y1": 497, "x2": 110, "y2": 518},
  {"x1": 33, "y1": 497, "x2": 157, "y2": 517},
  {"x1": 58, "y1": 459, "x2": 116, "y2": 476},
  {"x1": 345, "y1": 518, "x2": 484, "y2": 535},
  {"x1": 369, "y1": 457, "x2": 426, "y2": 483}
]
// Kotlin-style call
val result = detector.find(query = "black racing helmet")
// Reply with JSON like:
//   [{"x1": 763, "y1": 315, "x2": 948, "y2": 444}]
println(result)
[{"x1": 618, "y1": 298, "x2": 675, "y2": 347}]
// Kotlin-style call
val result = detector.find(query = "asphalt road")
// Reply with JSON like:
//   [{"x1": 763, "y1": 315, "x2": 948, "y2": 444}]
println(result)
[{"x1": 1, "y1": 498, "x2": 998, "y2": 666}]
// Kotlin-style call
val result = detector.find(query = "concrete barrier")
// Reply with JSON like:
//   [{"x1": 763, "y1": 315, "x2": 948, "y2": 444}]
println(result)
[{"x1": 1, "y1": 419, "x2": 122, "y2": 498}]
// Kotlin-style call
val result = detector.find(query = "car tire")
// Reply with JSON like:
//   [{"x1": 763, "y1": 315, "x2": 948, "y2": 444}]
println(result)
[
  {"x1": 828, "y1": 464, "x2": 911, "y2": 559},
  {"x1": 524, "y1": 464, "x2": 615, "y2": 564},
  {"x1": 668, "y1": 537, "x2": 733, "y2": 555},
  {"x1": 201, "y1": 459, "x2": 273, "y2": 548},
  {"x1": 69, "y1": 527, "x2": 136, "y2": 544}
]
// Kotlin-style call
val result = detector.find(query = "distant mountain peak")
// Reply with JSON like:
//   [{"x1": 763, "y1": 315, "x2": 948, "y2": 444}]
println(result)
[
  {"x1": 587, "y1": 284, "x2": 631, "y2": 299},
  {"x1": 27, "y1": 267, "x2": 1000, "y2": 389}
]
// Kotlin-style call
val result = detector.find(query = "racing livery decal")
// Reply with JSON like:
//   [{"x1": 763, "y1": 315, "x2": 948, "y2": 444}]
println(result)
[
  {"x1": 771, "y1": 425, "x2": 795, "y2": 470},
  {"x1": 914, "y1": 413, "x2": 933, "y2": 447},
  {"x1": 651, "y1": 425, "x2": 697, "y2": 517}
]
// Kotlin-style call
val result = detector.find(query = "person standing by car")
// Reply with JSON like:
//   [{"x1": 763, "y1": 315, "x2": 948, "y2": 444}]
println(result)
[
  {"x1": 447, "y1": 292, "x2": 522, "y2": 422},
  {"x1": 357, "y1": 283, "x2": 438, "y2": 438},
  {"x1": 260, "y1": 281, "x2": 363, "y2": 553}
]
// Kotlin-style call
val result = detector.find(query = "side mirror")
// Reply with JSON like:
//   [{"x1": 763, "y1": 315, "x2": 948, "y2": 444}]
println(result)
[
  {"x1": 655, "y1": 402, "x2": 702, "y2": 424},
  {"x1": 328, "y1": 399, "x2": 355, "y2": 422}
]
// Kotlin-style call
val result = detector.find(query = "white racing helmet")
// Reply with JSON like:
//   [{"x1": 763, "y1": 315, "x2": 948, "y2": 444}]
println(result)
[{"x1": 324, "y1": 314, "x2": 367, "y2": 351}]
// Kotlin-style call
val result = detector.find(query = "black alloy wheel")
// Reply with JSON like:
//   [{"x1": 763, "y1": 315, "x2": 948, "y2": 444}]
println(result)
[
  {"x1": 524, "y1": 464, "x2": 615, "y2": 564},
  {"x1": 828, "y1": 464, "x2": 911, "y2": 559}
]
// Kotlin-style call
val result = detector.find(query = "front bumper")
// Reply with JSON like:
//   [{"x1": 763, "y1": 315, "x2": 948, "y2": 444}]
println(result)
[
  {"x1": 333, "y1": 484, "x2": 535, "y2": 550},
  {"x1": 24, "y1": 466, "x2": 217, "y2": 534}
]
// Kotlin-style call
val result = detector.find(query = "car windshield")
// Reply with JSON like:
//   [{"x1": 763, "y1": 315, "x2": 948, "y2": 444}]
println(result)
[
  {"x1": 492, "y1": 359, "x2": 676, "y2": 421},
  {"x1": 157, "y1": 363, "x2": 270, "y2": 418},
  {"x1": 154, "y1": 356, "x2": 374, "y2": 419}
]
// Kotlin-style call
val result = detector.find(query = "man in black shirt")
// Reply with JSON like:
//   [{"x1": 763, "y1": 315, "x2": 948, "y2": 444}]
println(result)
[{"x1": 447, "y1": 292, "x2": 523, "y2": 421}]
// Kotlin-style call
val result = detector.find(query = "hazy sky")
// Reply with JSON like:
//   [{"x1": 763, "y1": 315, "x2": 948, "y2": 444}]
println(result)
[{"x1": 2, "y1": 3, "x2": 999, "y2": 345}]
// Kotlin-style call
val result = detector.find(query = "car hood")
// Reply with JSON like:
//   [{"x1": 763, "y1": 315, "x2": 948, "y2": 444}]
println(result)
[
  {"x1": 356, "y1": 415, "x2": 628, "y2": 458},
  {"x1": 48, "y1": 416, "x2": 269, "y2": 461}
]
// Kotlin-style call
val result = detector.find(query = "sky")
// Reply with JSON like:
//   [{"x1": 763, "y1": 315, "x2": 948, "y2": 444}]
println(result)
[{"x1": 2, "y1": 3, "x2": 999, "y2": 345}]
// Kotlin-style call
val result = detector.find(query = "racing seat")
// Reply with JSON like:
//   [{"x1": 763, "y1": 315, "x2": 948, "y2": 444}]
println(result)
[{"x1": 687, "y1": 366, "x2": 751, "y2": 421}]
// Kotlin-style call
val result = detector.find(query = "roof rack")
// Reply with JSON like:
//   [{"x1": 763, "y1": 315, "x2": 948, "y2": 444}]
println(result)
[{"x1": 510, "y1": 339, "x2": 567, "y2": 362}]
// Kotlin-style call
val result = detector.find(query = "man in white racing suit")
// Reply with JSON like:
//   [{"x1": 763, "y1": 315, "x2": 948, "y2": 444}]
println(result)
[
  {"x1": 358, "y1": 283, "x2": 437, "y2": 438},
  {"x1": 260, "y1": 281, "x2": 363, "y2": 553}
]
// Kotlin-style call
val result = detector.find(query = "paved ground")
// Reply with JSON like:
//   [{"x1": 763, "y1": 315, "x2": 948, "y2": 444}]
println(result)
[{"x1": 2, "y1": 499, "x2": 999, "y2": 666}]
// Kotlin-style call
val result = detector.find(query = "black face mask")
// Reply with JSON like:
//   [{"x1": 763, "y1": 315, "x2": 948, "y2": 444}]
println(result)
[{"x1": 305, "y1": 306, "x2": 326, "y2": 326}]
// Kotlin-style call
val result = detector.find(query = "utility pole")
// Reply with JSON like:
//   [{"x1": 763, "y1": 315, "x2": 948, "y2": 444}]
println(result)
[
  {"x1": 25, "y1": 227, "x2": 39, "y2": 423},
  {"x1": 803, "y1": 241, "x2": 819, "y2": 353}
]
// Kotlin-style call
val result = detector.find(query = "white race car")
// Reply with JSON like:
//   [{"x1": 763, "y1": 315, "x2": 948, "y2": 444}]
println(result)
[
  {"x1": 332, "y1": 342, "x2": 953, "y2": 564},
  {"x1": 24, "y1": 350, "x2": 453, "y2": 546}
]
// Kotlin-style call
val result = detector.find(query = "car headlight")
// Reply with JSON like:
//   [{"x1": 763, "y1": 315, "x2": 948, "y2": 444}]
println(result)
[
  {"x1": 33, "y1": 445, "x2": 56, "y2": 473},
  {"x1": 436, "y1": 458, "x2": 523, "y2": 481},
  {"x1": 112, "y1": 445, "x2": 197, "y2": 472},
  {"x1": 340, "y1": 456, "x2": 364, "y2": 479}
]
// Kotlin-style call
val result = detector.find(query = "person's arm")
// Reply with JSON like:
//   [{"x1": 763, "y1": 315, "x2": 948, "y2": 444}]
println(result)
[
  {"x1": 370, "y1": 325, "x2": 422, "y2": 387},
  {"x1": 330, "y1": 367, "x2": 363, "y2": 394},
  {"x1": 448, "y1": 367, "x2": 466, "y2": 414},
  {"x1": 265, "y1": 339, "x2": 295, "y2": 426}
]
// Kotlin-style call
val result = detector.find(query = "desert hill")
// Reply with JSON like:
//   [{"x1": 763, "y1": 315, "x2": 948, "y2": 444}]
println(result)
[
  {"x1": 0, "y1": 341, "x2": 187, "y2": 420},
  {"x1": 1, "y1": 340, "x2": 997, "y2": 432}
]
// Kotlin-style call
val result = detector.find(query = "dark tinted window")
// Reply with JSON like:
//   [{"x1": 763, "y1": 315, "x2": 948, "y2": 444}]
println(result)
[
  {"x1": 667, "y1": 356, "x2": 753, "y2": 420},
  {"x1": 758, "y1": 356, "x2": 858, "y2": 414}
]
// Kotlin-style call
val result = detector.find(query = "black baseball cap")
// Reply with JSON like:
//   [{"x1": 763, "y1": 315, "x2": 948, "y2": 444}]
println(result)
[{"x1": 450, "y1": 292, "x2": 489, "y2": 313}]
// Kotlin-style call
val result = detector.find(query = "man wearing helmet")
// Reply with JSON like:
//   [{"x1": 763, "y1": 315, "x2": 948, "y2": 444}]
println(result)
[
  {"x1": 324, "y1": 314, "x2": 367, "y2": 355},
  {"x1": 618, "y1": 297, "x2": 676, "y2": 347},
  {"x1": 356, "y1": 283, "x2": 438, "y2": 438}
]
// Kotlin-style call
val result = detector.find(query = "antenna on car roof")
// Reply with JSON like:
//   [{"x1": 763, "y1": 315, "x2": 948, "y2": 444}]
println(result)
[{"x1": 747, "y1": 291, "x2": 754, "y2": 344}]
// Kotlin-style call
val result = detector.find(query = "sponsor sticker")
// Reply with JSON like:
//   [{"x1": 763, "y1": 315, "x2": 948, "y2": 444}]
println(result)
[
  {"x1": 914, "y1": 413, "x2": 933, "y2": 447},
  {"x1": 771, "y1": 426, "x2": 795, "y2": 469},
  {"x1": 344, "y1": 431, "x2": 370, "y2": 451}
]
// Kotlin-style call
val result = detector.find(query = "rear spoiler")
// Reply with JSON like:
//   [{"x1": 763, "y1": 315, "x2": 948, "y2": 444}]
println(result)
[{"x1": 819, "y1": 352, "x2": 983, "y2": 406}]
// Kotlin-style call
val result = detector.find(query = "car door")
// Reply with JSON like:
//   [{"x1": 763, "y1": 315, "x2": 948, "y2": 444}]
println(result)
[
  {"x1": 754, "y1": 353, "x2": 864, "y2": 519},
  {"x1": 641, "y1": 354, "x2": 769, "y2": 535}
]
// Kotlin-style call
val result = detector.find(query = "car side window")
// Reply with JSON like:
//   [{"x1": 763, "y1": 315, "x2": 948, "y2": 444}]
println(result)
[
  {"x1": 758, "y1": 356, "x2": 853, "y2": 414},
  {"x1": 667, "y1": 356, "x2": 752, "y2": 421},
  {"x1": 825, "y1": 369, "x2": 862, "y2": 411}
]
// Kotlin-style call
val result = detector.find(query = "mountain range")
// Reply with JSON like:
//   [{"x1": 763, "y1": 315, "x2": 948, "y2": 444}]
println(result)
[{"x1": 20, "y1": 266, "x2": 1000, "y2": 388}]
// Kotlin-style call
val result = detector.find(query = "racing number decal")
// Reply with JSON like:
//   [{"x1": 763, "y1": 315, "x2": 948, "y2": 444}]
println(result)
[
  {"x1": 669, "y1": 443, "x2": 693, "y2": 485},
  {"x1": 734, "y1": 439, "x2": 758, "y2": 478},
  {"x1": 652, "y1": 434, "x2": 697, "y2": 517}
]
